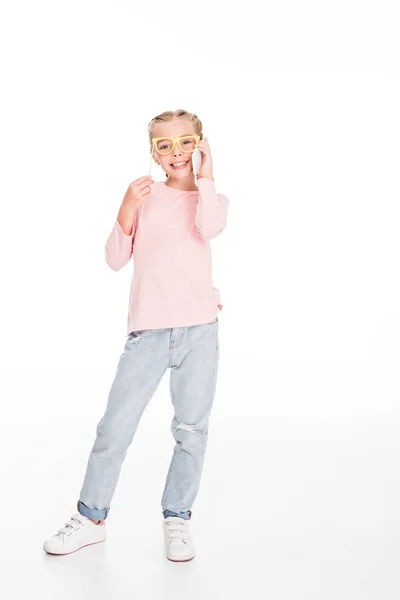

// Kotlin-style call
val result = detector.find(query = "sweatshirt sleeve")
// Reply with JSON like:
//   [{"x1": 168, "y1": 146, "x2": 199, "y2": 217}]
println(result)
[
  {"x1": 194, "y1": 177, "x2": 229, "y2": 240},
  {"x1": 104, "y1": 213, "x2": 137, "y2": 271}
]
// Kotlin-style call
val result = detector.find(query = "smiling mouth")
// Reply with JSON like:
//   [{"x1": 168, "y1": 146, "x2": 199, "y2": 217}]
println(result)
[{"x1": 170, "y1": 160, "x2": 189, "y2": 168}]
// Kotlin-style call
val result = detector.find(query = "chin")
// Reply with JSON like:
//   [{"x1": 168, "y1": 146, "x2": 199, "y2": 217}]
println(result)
[{"x1": 168, "y1": 170, "x2": 193, "y2": 178}]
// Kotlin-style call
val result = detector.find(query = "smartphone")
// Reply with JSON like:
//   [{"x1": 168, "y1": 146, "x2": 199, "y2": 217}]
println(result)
[{"x1": 192, "y1": 147, "x2": 202, "y2": 177}]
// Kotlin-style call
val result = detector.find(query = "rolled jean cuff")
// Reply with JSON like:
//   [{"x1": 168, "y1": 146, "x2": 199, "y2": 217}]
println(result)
[
  {"x1": 163, "y1": 508, "x2": 192, "y2": 520},
  {"x1": 77, "y1": 499, "x2": 110, "y2": 521}
]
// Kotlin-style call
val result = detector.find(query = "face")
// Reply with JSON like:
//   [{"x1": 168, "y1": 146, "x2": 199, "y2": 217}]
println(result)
[{"x1": 151, "y1": 117, "x2": 198, "y2": 180}]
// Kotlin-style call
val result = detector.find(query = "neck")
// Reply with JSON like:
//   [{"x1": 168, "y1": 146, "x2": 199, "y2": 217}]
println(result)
[{"x1": 165, "y1": 173, "x2": 198, "y2": 192}]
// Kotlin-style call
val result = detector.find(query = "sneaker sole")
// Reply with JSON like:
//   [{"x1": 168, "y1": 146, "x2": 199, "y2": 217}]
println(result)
[
  {"x1": 43, "y1": 538, "x2": 105, "y2": 555},
  {"x1": 166, "y1": 553, "x2": 195, "y2": 562}
]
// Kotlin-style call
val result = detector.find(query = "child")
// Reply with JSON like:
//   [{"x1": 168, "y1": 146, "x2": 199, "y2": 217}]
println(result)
[{"x1": 43, "y1": 109, "x2": 229, "y2": 561}]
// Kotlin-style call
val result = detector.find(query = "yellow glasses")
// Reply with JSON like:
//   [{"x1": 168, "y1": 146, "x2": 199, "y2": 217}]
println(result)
[{"x1": 151, "y1": 135, "x2": 201, "y2": 155}]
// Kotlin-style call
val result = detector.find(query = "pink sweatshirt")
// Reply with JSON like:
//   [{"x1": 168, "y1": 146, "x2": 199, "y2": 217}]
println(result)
[{"x1": 104, "y1": 177, "x2": 229, "y2": 334}]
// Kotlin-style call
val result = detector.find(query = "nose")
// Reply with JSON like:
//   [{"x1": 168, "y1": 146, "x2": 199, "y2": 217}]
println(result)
[{"x1": 172, "y1": 142, "x2": 183, "y2": 157}]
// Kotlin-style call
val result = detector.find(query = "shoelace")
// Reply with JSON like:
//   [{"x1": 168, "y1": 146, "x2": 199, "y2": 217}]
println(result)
[{"x1": 57, "y1": 515, "x2": 85, "y2": 536}]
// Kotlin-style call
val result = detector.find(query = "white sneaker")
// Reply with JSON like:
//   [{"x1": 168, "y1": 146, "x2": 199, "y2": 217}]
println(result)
[
  {"x1": 163, "y1": 516, "x2": 195, "y2": 562},
  {"x1": 43, "y1": 512, "x2": 106, "y2": 555}
]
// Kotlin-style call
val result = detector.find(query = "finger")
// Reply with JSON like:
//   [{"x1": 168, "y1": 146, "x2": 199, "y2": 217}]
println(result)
[
  {"x1": 136, "y1": 184, "x2": 153, "y2": 198},
  {"x1": 137, "y1": 183, "x2": 154, "y2": 195},
  {"x1": 136, "y1": 178, "x2": 154, "y2": 190},
  {"x1": 140, "y1": 183, "x2": 153, "y2": 195},
  {"x1": 134, "y1": 175, "x2": 154, "y2": 186}
]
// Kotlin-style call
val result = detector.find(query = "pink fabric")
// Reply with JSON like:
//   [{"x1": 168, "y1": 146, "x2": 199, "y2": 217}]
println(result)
[{"x1": 105, "y1": 177, "x2": 229, "y2": 333}]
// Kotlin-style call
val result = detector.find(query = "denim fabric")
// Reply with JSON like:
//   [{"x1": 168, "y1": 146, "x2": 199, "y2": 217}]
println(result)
[
  {"x1": 163, "y1": 509, "x2": 192, "y2": 521},
  {"x1": 77, "y1": 317, "x2": 219, "y2": 521}
]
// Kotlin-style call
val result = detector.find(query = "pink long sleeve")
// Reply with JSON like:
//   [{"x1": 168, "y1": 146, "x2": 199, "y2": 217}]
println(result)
[
  {"x1": 103, "y1": 179, "x2": 229, "y2": 333},
  {"x1": 194, "y1": 177, "x2": 229, "y2": 239},
  {"x1": 104, "y1": 210, "x2": 138, "y2": 271}
]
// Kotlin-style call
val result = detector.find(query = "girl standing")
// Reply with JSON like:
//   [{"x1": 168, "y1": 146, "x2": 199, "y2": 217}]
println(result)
[{"x1": 43, "y1": 109, "x2": 229, "y2": 561}]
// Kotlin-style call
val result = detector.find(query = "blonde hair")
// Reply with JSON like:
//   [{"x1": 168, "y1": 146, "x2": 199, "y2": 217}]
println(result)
[{"x1": 147, "y1": 109, "x2": 204, "y2": 178}]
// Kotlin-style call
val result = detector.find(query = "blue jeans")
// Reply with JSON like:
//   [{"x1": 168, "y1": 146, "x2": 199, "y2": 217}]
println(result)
[{"x1": 77, "y1": 317, "x2": 219, "y2": 522}]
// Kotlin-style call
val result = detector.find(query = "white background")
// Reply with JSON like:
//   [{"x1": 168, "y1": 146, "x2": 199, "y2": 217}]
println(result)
[{"x1": 1, "y1": 1, "x2": 399, "y2": 598}]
